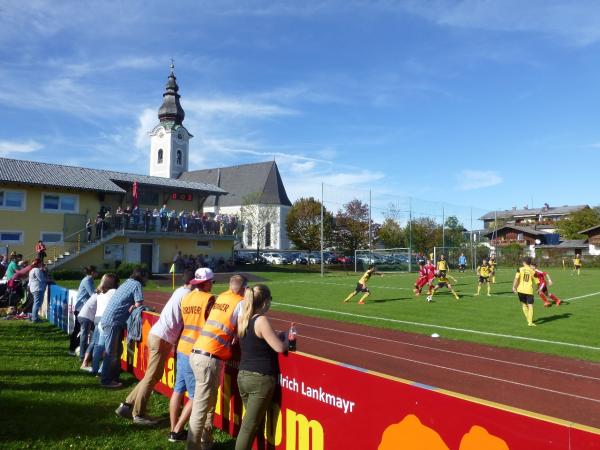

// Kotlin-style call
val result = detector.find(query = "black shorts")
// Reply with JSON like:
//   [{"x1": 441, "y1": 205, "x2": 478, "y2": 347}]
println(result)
[
  {"x1": 479, "y1": 276, "x2": 490, "y2": 284},
  {"x1": 355, "y1": 283, "x2": 369, "y2": 293},
  {"x1": 539, "y1": 284, "x2": 548, "y2": 294},
  {"x1": 574, "y1": 265, "x2": 581, "y2": 270},
  {"x1": 437, "y1": 282, "x2": 448, "y2": 289},
  {"x1": 459, "y1": 264, "x2": 466, "y2": 269},
  {"x1": 518, "y1": 293, "x2": 534, "y2": 305}
]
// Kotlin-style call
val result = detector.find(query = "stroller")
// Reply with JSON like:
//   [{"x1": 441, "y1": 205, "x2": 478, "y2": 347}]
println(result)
[{"x1": 0, "y1": 279, "x2": 24, "y2": 308}]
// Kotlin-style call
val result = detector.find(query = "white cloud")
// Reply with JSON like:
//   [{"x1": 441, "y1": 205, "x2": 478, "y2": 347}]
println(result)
[
  {"x1": 135, "y1": 108, "x2": 157, "y2": 150},
  {"x1": 291, "y1": 161, "x2": 316, "y2": 173},
  {"x1": 0, "y1": 139, "x2": 43, "y2": 156},
  {"x1": 184, "y1": 98, "x2": 297, "y2": 119},
  {"x1": 456, "y1": 170, "x2": 503, "y2": 191}
]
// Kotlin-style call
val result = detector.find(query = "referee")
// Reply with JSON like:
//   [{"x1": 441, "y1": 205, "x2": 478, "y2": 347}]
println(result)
[{"x1": 513, "y1": 257, "x2": 537, "y2": 327}]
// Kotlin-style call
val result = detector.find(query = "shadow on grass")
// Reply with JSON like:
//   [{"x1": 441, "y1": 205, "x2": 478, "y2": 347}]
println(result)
[
  {"x1": 534, "y1": 313, "x2": 573, "y2": 324},
  {"x1": 370, "y1": 297, "x2": 412, "y2": 303}
]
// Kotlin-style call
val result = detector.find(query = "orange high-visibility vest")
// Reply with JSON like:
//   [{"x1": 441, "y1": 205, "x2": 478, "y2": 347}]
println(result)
[
  {"x1": 178, "y1": 290, "x2": 215, "y2": 356},
  {"x1": 193, "y1": 289, "x2": 243, "y2": 360}
]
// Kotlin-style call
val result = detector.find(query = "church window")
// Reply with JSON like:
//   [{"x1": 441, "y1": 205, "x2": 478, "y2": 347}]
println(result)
[
  {"x1": 157, "y1": 149, "x2": 163, "y2": 164},
  {"x1": 176, "y1": 150, "x2": 182, "y2": 165},
  {"x1": 265, "y1": 223, "x2": 272, "y2": 247}
]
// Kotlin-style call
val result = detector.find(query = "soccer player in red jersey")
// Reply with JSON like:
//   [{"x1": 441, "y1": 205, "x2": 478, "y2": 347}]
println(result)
[
  {"x1": 424, "y1": 259, "x2": 436, "y2": 296},
  {"x1": 413, "y1": 261, "x2": 429, "y2": 296},
  {"x1": 531, "y1": 263, "x2": 561, "y2": 307}
]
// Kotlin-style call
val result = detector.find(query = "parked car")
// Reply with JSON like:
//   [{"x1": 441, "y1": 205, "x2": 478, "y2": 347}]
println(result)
[
  {"x1": 308, "y1": 253, "x2": 321, "y2": 264},
  {"x1": 234, "y1": 251, "x2": 266, "y2": 265},
  {"x1": 262, "y1": 252, "x2": 290, "y2": 264},
  {"x1": 290, "y1": 252, "x2": 309, "y2": 265},
  {"x1": 336, "y1": 255, "x2": 353, "y2": 264}
]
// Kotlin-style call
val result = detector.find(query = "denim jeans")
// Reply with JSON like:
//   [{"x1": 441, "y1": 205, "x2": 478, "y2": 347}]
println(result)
[
  {"x1": 91, "y1": 328, "x2": 105, "y2": 375},
  {"x1": 235, "y1": 371, "x2": 276, "y2": 450},
  {"x1": 78, "y1": 317, "x2": 94, "y2": 359},
  {"x1": 100, "y1": 324, "x2": 123, "y2": 385},
  {"x1": 31, "y1": 290, "x2": 43, "y2": 322}
]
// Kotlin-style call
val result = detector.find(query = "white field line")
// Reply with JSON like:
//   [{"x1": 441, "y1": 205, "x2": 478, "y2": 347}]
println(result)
[
  {"x1": 565, "y1": 291, "x2": 600, "y2": 301},
  {"x1": 269, "y1": 317, "x2": 600, "y2": 382},
  {"x1": 299, "y1": 335, "x2": 600, "y2": 404},
  {"x1": 269, "y1": 279, "x2": 413, "y2": 291},
  {"x1": 270, "y1": 302, "x2": 600, "y2": 351}
]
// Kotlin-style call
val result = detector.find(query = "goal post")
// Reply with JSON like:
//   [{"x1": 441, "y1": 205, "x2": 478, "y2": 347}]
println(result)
[{"x1": 354, "y1": 248, "x2": 412, "y2": 273}]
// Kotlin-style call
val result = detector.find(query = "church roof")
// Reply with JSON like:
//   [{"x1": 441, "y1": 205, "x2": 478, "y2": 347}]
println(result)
[
  {"x1": 0, "y1": 157, "x2": 226, "y2": 195},
  {"x1": 179, "y1": 161, "x2": 292, "y2": 207},
  {"x1": 157, "y1": 63, "x2": 185, "y2": 125}
]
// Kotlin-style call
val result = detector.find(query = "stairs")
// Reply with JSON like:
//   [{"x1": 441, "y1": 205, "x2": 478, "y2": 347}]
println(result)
[{"x1": 46, "y1": 230, "x2": 122, "y2": 270}]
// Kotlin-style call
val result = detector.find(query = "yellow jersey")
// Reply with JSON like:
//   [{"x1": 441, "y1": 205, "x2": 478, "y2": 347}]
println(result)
[
  {"x1": 359, "y1": 269, "x2": 374, "y2": 285},
  {"x1": 489, "y1": 259, "x2": 496, "y2": 271},
  {"x1": 574, "y1": 258, "x2": 581, "y2": 266},
  {"x1": 436, "y1": 260, "x2": 448, "y2": 272},
  {"x1": 477, "y1": 265, "x2": 491, "y2": 277},
  {"x1": 437, "y1": 275, "x2": 450, "y2": 284},
  {"x1": 515, "y1": 266, "x2": 535, "y2": 295}
]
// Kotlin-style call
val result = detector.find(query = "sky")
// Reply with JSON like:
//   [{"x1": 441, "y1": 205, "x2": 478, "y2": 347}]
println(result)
[{"x1": 2, "y1": 0, "x2": 600, "y2": 224}]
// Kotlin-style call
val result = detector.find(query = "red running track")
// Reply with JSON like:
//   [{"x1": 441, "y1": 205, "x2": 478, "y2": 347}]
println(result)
[{"x1": 143, "y1": 292, "x2": 600, "y2": 429}]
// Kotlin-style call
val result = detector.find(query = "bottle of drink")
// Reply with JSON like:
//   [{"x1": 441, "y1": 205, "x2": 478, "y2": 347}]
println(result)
[{"x1": 288, "y1": 323, "x2": 297, "y2": 351}]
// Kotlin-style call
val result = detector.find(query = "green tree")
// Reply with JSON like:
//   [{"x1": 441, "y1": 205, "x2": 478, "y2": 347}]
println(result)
[
  {"x1": 286, "y1": 197, "x2": 334, "y2": 254},
  {"x1": 333, "y1": 199, "x2": 370, "y2": 254},
  {"x1": 444, "y1": 215, "x2": 466, "y2": 248},
  {"x1": 378, "y1": 218, "x2": 406, "y2": 248},
  {"x1": 556, "y1": 208, "x2": 600, "y2": 239},
  {"x1": 406, "y1": 217, "x2": 442, "y2": 254}
]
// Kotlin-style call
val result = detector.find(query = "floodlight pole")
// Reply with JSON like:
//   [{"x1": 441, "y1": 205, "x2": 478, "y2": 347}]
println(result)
[
  {"x1": 470, "y1": 207, "x2": 474, "y2": 271},
  {"x1": 442, "y1": 205, "x2": 445, "y2": 248},
  {"x1": 408, "y1": 197, "x2": 413, "y2": 272},
  {"x1": 320, "y1": 182, "x2": 324, "y2": 277},
  {"x1": 368, "y1": 189, "x2": 372, "y2": 256}
]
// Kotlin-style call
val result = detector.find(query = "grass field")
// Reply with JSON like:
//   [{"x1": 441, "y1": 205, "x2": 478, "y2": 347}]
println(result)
[
  {"x1": 0, "y1": 320, "x2": 235, "y2": 449},
  {"x1": 212, "y1": 266, "x2": 600, "y2": 363},
  {"x1": 55, "y1": 266, "x2": 600, "y2": 362}
]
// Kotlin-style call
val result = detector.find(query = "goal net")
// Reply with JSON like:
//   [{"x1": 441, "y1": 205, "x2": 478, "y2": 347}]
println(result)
[
  {"x1": 433, "y1": 246, "x2": 474, "y2": 271},
  {"x1": 354, "y1": 248, "x2": 412, "y2": 273}
]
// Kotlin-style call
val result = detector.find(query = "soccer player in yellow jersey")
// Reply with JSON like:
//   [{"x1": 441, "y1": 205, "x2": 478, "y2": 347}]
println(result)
[
  {"x1": 343, "y1": 265, "x2": 383, "y2": 304},
  {"x1": 573, "y1": 254, "x2": 582, "y2": 276},
  {"x1": 475, "y1": 259, "x2": 492, "y2": 296},
  {"x1": 427, "y1": 271, "x2": 460, "y2": 302},
  {"x1": 513, "y1": 257, "x2": 537, "y2": 326},
  {"x1": 489, "y1": 256, "x2": 497, "y2": 283},
  {"x1": 436, "y1": 254, "x2": 457, "y2": 283}
]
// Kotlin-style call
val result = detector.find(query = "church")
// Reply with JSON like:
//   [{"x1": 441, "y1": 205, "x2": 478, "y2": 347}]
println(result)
[{"x1": 0, "y1": 65, "x2": 292, "y2": 272}]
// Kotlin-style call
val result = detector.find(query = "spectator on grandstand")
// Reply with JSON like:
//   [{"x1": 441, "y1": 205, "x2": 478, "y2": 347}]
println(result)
[
  {"x1": 115, "y1": 205, "x2": 124, "y2": 230},
  {"x1": 95, "y1": 214, "x2": 104, "y2": 240},
  {"x1": 88, "y1": 273, "x2": 120, "y2": 375},
  {"x1": 132, "y1": 205, "x2": 140, "y2": 229},
  {"x1": 35, "y1": 240, "x2": 47, "y2": 263},
  {"x1": 104, "y1": 209, "x2": 113, "y2": 234},
  {"x1": 124, "y1": 204, "x2": 132, "y2": 229},
  {"x1": 144, "y1": 208, "x2": 152, "y2": 232},
  {"x1": 234, "y1": 284, "x2": 287, "y2": 450},
  {"x1": 86, "y1": 218, "x2": 93, "y2": 243},
  {"x1": 115, "y1": 269, "x2": 196, "y2": 426},
  {"x1": 167, "y1": 268, "x2": 215, "y2": 442},
  {"x1": 99, "y1": 267, "x2": 147, "y2": 388},
  {"x1": 29, "y1": 259, "x2": 46, "y2": 323},
  {"x1": 187, "y1": 274, "x2": 247, "y2": 449},
  {"x1": 69, "y1": 266, "x2": 98, "y2": 357}
]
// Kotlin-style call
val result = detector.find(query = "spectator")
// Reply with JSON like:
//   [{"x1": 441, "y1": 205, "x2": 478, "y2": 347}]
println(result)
[
  {"x1": 115, "y1": 206, "x2": 124, "y2": 230},
  {"x1": 153, "y1": 208, "x2": 160, "y2": 231},
  {"x1": 124, "y1": 204, "x2": 132, "y2": 229},
  {"x1": 115, "y1": 269, "x2": 195, "y2": 426},
  {"x1": 69, "y1": 266, "x2": 97, "y2": 357},
  {"x1": 104, "y1": 209, "x2": 113, "y2": 234},
  {"x1": 4, "y1": 253, "x2": 20, "y2": 280},
  {"x1": 89, "y1": 273, "x2": 120, "y2": 375},
  {"x1": 173, "y1": 251, "x2": 182, "y2": 273},
  {"x1": 86, "y1": 218, "x2": 93, "y2": 243},
  {"x1": 168, "y1": 268, "x2": 215, "y2": 442},
  {"x1": 160, "y1": 204, "x2": 169, "y2": 231},
  {"x1": 28, "y1": 259, "x2": 46, "y2": 323},
  {"x1": 187, "y1": 274, "x2": 247, "y2": 449},
  {"x1": 235, "y1": 284, "x2": 287, "y2": 450},
  {"x1": 132, "y1": 205, "x2": 140, "y2": 229},
  {"x1": 95, "y1": 214, "x2": 104, "y2": 240},
  {"x1": 144, "y1": 208, "x2": 152, "y2": 232},
  {"x1": 35, "y1": 240, "x2": 47, "y2": 263},
  {"x1": 99, "y1": 267, "x2": 147, "y2": 388}
]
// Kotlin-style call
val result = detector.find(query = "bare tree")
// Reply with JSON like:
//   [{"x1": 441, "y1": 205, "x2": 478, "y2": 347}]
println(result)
[{"x1": 240, "y1": 192, "x2": 279, "y2": 257}]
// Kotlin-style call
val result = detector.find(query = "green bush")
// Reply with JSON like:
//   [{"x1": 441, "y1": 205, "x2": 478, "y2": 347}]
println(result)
[{"x1": 50, "y1": 263, "x2": 148, "y2": 281}]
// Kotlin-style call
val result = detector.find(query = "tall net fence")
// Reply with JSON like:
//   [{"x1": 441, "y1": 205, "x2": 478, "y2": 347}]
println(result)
[{"x1": 320, "y1": 182, "x2": 493, "y2": 272}]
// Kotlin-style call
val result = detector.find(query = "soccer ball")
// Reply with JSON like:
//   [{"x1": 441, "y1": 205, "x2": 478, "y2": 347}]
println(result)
[{"x1": 426, "y1": 295, "x2": 432, "y2": 302}]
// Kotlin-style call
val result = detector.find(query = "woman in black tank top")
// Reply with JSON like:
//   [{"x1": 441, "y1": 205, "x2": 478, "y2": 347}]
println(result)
[{"x1": 235, "y1": 284, "x2": 287, "y2": 450}]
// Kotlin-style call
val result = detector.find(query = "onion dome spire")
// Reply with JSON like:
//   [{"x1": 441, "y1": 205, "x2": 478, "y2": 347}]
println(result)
[{"x1": 157, "y1": 59, "x2": 185, "y2": 125}]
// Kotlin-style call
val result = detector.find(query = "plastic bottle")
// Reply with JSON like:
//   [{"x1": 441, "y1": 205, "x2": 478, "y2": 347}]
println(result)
[{"x1": 288, "y1": 323, "x2": 297, "y2": 351}]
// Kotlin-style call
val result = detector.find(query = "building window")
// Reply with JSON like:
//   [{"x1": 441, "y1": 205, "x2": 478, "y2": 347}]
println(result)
[
  {"x1": 177, "y1": 132, "x2": 183, "y2": 140},
  {"x1": 265, "y1": 223, "x2": 271, "y2": 247},
  {"x1": 0, "y1": 190, "x2": 25, "y2": 210},
  {"x1": 42, "y1": 193, "x2": 79, "y2": 213},
  {"x1": 246, "y1": 222, "x2": 253, "y2": 247},
  {"x1": 176, "y1": 150, "x2": 182, "y2": 166},
  {"x1": 41, "y1": 232, "x2": 63, "y2": 244},
  {"x1": 0, "y1": 231, "x2": 23, "y2": 245},
  {"x1": 158, "y1": 149, "x2": 163, "y2": 164},
  {"x1": 196, "y1": 241, "x2": 211, "y2": 248}
]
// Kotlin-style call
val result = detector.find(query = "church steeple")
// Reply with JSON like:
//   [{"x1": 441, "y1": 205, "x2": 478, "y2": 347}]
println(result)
[{"x1": 157, "y1": 61, "x2": 185, "y2": 125}]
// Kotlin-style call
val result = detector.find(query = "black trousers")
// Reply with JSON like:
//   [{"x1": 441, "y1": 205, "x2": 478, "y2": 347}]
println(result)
[{"x1": 69, "y1": 310, "x2": 81, "y2": 354}]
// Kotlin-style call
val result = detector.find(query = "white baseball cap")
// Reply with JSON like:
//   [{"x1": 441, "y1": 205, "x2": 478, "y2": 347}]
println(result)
[{"x1": 190, "y1": 267, "x2": 214, "y2": 285}]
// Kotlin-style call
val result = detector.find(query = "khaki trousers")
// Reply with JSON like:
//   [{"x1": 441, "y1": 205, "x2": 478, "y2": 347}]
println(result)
[
  {"x1": 186, "y1": 352, "x2": 222, "y2": 450},
  {"x1": 125, "y1": 333, "x2": 171, "y2": 417}
]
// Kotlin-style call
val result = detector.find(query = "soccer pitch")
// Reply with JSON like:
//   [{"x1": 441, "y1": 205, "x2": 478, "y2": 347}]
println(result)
[{"x1": 257, "y1": 267, "x2": 600, "y2": 362}]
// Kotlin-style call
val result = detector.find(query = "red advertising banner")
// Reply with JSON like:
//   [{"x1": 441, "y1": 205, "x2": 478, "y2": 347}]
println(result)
[{"x1": 122, "y1": 312, "x2": 600, "y2": 450}]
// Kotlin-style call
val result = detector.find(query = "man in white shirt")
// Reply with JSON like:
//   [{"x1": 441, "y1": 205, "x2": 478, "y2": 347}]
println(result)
[{"x1": 115, "y1": 269, "x2": 195, "y2": 426}]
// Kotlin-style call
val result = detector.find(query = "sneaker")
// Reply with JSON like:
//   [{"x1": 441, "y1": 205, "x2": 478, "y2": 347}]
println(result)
[
  {"x1": 528, "y1": 323, "x2": 537, "y2": 327},
  {"x1": 115, "y1": 402, "x2": 133, "y2": 420},
  {"x1": 101, "y1": 381, "x2": 123, "y2": 389},
  {"x1": 80, "y1": 366, "x2": 92, "y2": 372},
  {"x1": 556, "y1": 300, "x2": 562, "y2": 306},
  {"x1": 543, "y1": 302, "x2": 551, "y2": 307},
  {"x1": 357, "y1": 300, "x2": 365, "y2": 304},
  {"x1": 68, "y1": 350, "x2": 77, "y2": 356},
  {"x1": 133, "y1": 415, "x2": 161, "y2": 426},
  {"x1": 168, "y1": 430, "x2": 188, "y2": 442}
]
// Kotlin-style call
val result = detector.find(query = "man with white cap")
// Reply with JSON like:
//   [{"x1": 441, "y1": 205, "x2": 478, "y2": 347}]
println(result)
[
  {"x1": 115, "y1": 268, "x2": 196, "y2": 425},
  {"x1": 168, "y1": 267, "x2": 216, "y2": 442}
]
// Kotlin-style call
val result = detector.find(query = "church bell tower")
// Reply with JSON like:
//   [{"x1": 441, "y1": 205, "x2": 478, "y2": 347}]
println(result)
[{"x1": 149, "y1": 62, "x2": 192, "y2": 179}]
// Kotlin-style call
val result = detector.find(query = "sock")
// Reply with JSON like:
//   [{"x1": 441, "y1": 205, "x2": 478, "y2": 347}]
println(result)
[
  {"x1": 521, "y1": 304, "x2": 529, "y2": 321},
  {"x1": 539, "y1": 292, "x2": 549, "y2": 304},
  {"x1": 487, "y1": 284, "x2": 491, "y2": 295},
  {"x1": 527, "y1": 307, "x2": 534, "y2": 325},
  {"x1": 492, "y1": 276, "x2": 496, "y2": 283},
  {"x1": 476, "y1": 285, "x2": 481, "y2": 295},
  {"x1": 550, "y1": 294, "x2": 561, "y2": 304},
  {"x1": 430, "y1": 289, "x2": 436, "y2": 297},
  {"x1": 452, "y1": 290, "x2": 459, "y2": 299},
  {"x1": 359, "y1": 294, "x2": 369, "y2": 303}
]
